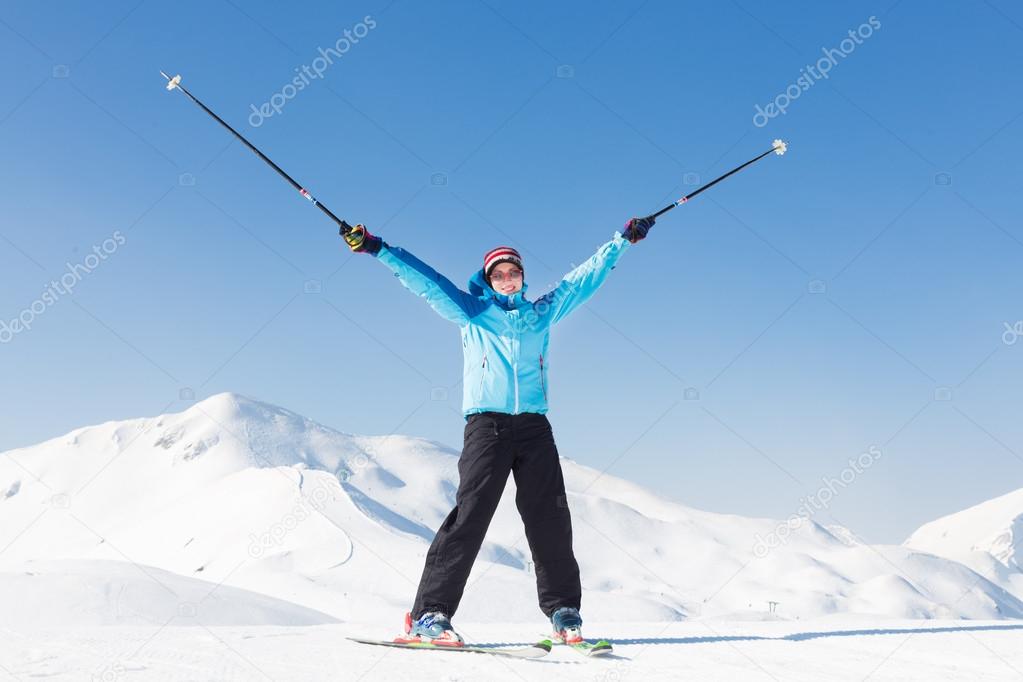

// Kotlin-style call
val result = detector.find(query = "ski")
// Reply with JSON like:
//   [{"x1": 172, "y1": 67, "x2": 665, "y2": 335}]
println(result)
[
  {"x1": 549, "y1": 633, "x2": 614, "y2": 657},
  {"x1": 347, "y1": 636, "x2": 553, "y2": 660}
]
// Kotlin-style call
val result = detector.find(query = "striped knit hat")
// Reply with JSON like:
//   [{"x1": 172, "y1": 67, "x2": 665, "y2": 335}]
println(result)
[{"x1": 483, "y1": 246, "x2": 523, "y2": 280}]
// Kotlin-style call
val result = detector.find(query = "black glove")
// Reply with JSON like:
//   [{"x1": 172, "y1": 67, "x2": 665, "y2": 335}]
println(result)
[
  {"x1": 342, "y1": 223, "x2": 383, "y2": 255},
  {"x1": 622, "y1": 216, "x2": 655, "y2": 244}
]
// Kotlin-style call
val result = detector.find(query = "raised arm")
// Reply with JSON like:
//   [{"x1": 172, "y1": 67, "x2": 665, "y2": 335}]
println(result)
[
  {"x1": 341, "y1": 223, "x2": 481, "y2": 325},
  {"x1": 537, "y1": 218, "x2": 654, "y2": 325},
  {"x1": 375, "y1": 242, "x2": 483, "y2": 325}
]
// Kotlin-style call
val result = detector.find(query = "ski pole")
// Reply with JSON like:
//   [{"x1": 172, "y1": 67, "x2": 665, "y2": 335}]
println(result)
[
  {"x1": 645, "y1": 139, "x2": 788, "y2": 221},
  {"x1": 159, "y1": 72, "x2": 355, "y2": 236}
]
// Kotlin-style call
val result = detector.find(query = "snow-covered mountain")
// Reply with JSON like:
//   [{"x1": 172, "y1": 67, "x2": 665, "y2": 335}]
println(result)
[
  {"x1": 1, "y1": 393, "x2": 1021, "y2": 628},
  {"x1": 904, "y1": 487, "x2": 1023, "y2": 602}
]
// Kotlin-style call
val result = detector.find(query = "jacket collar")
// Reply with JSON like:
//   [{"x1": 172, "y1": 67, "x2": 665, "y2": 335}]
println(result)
[{"x1": 468, "y1": 268, "x2": 530, "y2": 310}]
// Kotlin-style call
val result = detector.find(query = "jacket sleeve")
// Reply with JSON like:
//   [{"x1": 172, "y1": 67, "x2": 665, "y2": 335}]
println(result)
[
  {"x1": 375, "y1": 242, "x2": 482, "y2": 325},
  {"x1": 538, "y1": 231, "x2": 632, "y2": 325}
]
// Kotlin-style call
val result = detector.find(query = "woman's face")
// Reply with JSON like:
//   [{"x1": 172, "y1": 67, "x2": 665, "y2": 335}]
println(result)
[{"x1": 489, "y1": 262, "x2": 523, "y2": 295}]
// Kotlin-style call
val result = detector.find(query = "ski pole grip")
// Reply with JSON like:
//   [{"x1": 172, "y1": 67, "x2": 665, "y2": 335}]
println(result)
[{"x1": 338, "y1": 220, "x2": 354, "y2": 236}]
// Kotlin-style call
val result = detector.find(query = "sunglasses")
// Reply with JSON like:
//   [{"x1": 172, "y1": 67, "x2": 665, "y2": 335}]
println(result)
[{"x1": 490, "y1": 269, "x2": 523, "y2": 282}]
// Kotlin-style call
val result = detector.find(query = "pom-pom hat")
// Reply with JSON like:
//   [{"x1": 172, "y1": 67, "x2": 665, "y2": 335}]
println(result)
[{"x1": 483, "y1": 246, "x2": 523, "y2": 280}]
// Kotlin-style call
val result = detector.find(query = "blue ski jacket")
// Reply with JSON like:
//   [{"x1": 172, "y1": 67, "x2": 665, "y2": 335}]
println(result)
[{"x1": 375, "y1": 231, "x2": 632, "y2": 420}]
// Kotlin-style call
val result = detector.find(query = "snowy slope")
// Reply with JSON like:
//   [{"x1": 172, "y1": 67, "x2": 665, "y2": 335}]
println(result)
[
  {"x1": 0, "y1": 559, "x2": 337, "y2": 627},
  {"x1": 5, "y1": 619, "x2": 1023, "y2": 681},
  {"x1": 904, "y1": 487, "x2": 1023, "y2": 601},
  {"x1": 1, "y1": 392, "x2": 1021, "y2": 629}
]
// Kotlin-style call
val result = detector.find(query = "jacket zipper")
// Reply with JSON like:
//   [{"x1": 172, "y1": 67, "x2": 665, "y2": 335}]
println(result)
[{"x1": 539, "y1": 353, "x2": 546, "y2": 401}]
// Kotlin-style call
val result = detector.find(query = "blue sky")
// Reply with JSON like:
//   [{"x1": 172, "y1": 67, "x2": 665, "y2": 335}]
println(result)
[{"x1": 2, "y1": 0, "x2": 1021, "y2": 544}]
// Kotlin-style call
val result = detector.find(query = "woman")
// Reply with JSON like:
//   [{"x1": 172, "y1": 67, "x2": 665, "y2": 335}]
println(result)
[{"x1": 343, "y1": 216, "x2": 654, "y2": 645}]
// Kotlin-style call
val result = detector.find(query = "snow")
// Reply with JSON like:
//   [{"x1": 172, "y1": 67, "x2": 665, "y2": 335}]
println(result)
[
  {"x1": 905, "y1": 487, "x2": 1023, "y2": 572},
  {"x1": 0, "y1": 559, "x2": 336, "y2": 628},
  {"x1": 3, "y1": 620, "x2": 1022, "y2": 681},
  {"x1": 904, "y1": 487, "x2": 1023, "y2": 610},
  {"x1": 2, "y1": 392, "x2": 1023, "y2": 679}
]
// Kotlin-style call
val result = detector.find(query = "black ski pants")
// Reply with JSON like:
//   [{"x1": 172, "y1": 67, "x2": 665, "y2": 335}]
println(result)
[{"x1": 412, "y1": 411, "x2": 582, "y2": 620}]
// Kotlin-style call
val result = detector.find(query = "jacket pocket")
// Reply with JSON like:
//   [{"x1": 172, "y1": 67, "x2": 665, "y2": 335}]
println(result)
[
  {"x1": 476, "y1": 353, "x2": 488, "y2": 403},
  {"x1": 465, "y1": 413, "x2": 496, "y2": 440},
  {"x1": 539, "y1": 353, "x2": 547, "y2": 401}
]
